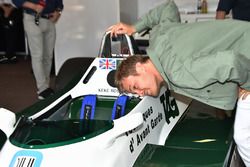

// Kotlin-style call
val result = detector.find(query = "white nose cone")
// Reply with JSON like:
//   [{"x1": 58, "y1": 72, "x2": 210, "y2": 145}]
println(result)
[{"x1": 0, "y1": 108, "x2": 16, "y2": 137}]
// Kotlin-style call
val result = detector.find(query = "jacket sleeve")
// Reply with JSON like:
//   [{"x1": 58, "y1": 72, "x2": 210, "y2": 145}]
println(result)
[{"x1": 133, "y1": 0, "x2": 180, "y2": 33}]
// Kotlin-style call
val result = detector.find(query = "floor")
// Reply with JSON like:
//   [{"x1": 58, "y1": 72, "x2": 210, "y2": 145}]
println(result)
[{"x1": 0, "y1": 57, "x2": 55, "y2": 113}]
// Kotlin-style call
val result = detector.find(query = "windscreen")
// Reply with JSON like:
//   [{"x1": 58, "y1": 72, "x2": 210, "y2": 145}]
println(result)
[{"x1": 10, "y1": 118, "x2": 113, "y2": 149}]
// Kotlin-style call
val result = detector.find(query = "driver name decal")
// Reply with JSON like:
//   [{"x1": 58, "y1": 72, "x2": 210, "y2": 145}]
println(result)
[{"x1": 98, "y1": 88, "x2": 119, "y2": 93}]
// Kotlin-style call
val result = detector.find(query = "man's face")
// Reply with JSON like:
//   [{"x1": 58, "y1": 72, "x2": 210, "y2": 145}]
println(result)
[{"x1": 121, "y1": 64, "x2": 162, "y2": 97}]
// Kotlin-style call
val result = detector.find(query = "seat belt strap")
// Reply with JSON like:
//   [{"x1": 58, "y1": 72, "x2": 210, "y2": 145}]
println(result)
[
  {"x1": 80, "y1": 95, "x2": 97, "y2": 120},
  {"x1": 111, "y1": 95, "x2": 128, "y2": 120}
]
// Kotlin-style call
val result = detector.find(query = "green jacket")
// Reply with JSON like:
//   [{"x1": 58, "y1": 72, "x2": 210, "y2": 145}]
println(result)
[{"x1": 134, "y1": 1, "x2": 250, "y2": 110}]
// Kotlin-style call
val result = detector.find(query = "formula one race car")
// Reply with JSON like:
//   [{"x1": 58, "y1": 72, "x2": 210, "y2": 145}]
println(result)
[{"x1": 0, "y1": 32, "x2": 242, "y2": 167}]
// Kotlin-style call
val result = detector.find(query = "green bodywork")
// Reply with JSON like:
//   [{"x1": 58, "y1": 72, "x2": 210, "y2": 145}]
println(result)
[{"x1": 134, "y1": 102, "x2": 235, "y2": 167}]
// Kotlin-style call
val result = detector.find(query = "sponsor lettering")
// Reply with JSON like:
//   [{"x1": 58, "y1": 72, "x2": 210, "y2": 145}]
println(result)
[
  {"x1": 151, "y1": 112, "x2": 163, "y2": 129},
  {"x1": 136, "y1": 124, "x2": 150, "y2": 146},
  {"x1": 128, "y1": 107, "x2": 163, "y2": 153},
  {"x1": 127, "y1": 90, "x2": 179, "y2": 154},
  {"x1": 160, "y1": 90, "x2": 179, "y2": 124},
  {"x1": 142, "y1": 106, "x2": 153, "y2": 122}
]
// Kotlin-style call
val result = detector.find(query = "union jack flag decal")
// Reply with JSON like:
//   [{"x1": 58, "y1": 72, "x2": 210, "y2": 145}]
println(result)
[{"x1": 99, "y1": 58, "x2": 116, "y2": 70}]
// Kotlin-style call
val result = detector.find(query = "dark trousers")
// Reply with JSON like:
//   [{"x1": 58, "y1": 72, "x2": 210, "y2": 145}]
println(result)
[{"x1": 0, "y1": 8, "x2": 23, "y2": 58}]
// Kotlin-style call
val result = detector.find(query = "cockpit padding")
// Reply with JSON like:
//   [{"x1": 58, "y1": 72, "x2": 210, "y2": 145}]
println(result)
[
  {"x1": 111, "y1": 95, "x2": 129, "y2": 120},
  {"x1": 80, "y1": 95, "x2": 97, "y2": 120},
  {"x1": 68, "y1": 95, "x2": 140, "y2": 121}
]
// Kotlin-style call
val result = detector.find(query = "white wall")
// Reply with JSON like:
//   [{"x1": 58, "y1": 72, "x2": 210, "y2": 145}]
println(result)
[
  {"x1": 174, "y1": 0, "x2": 219, "y2": 13},
  {"x1": 120, "y1": 0, "x2": 166, "y2": 24},
  {"x1": 55, "y1": 0, "x2": 219, "y2": 74},
  {"x1": 55, "y1": 0, "x2": 120, "y2": 74},
  {"x1": 137, "y1": 0, "x2": 167, "y2": 18},
  {"x1": 120, "y1": 0, "x2": 220, "y2": 24}
]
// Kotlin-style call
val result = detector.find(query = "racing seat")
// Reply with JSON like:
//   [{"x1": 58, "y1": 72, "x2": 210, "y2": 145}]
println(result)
[
  {"x1": 111, "y1": 95, "x2": 129, "y2": 120},
  {"x1": 80, "y1": 95, "x2": 97, "y2": 120},
  {"x1": 68, "y1": 95, "x2": 133, "y2": 120},
  {"x1": 80, "y1": 94, "x2": 129, "y2": 120}
]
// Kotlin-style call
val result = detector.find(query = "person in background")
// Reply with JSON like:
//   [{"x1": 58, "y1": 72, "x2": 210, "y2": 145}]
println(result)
[
  {"x1": 216, "y1": 0, "x2": 250, "y2": 21},
  {"x1": 108, "y1": 0, "x2": 250, "y2": 166},
  {"x1": 0, "y1": 0, "x2": 22, "y2": 63},
  {"x1": 12, "y1": 0, "x2": 63, "y2": 99}
]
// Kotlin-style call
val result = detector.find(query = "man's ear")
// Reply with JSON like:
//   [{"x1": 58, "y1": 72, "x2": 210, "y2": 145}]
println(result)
[{"x1": 135, "y1": 62, "x2": 146, "y2": 74}]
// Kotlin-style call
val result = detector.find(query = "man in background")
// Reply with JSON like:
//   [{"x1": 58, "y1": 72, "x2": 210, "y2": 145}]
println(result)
[
  {"x1": 216, "y1": 0, "x2": 250, "y2": 21},
  {"x1": 0, "y1": 0, "x2": 22, "y2": 63},
  {"x1": 12, "y1": 0, "x2": 63, "y2": 99}
]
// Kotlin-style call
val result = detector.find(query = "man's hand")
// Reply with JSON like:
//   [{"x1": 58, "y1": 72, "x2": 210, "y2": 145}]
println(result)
[
  {"x1": 239, "y1": 88, "x2": 250, "y2": 100},
  {"x1": 107, "y1": 22, "x2": 136, "y2": 37},
  {"x1": 22, "y1": 2, "x2": 44, "y2": 13},
  {"x1": 49, "y1": 11, "x2": 61, "y2": 23},
  {"x1": 34, "y1": 4, "x2": 44, "y2": 13}
]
